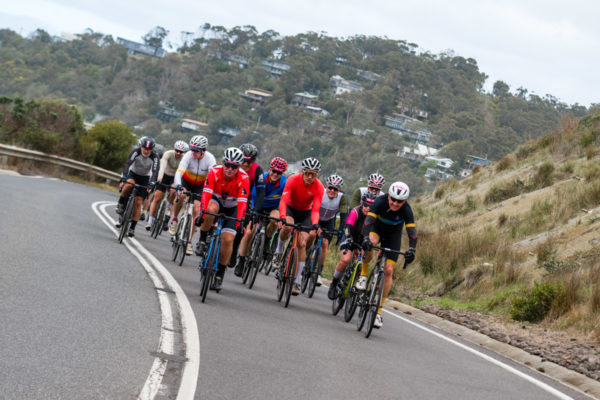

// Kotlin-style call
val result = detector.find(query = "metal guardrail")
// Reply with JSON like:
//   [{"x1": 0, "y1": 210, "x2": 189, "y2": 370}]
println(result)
[{"x1": 0, "y1": 143, "x2": 121, "y2": 184}]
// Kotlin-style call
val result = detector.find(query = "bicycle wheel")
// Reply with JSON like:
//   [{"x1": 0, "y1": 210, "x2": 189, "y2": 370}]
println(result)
[
  {"x1": 177, "y1": 215, "x2": 191, "y2": 266},
  {"x1": 300, "y1": 252, "x2": 312, "y2": 293},
  {"x1": 307, "y1": 247, "x2": 322, "y2": 298},
  {"x1": 247, "y1": 231, "x2": 264, "y2": 289},
  {"x1": 118, "y1": 195, "x2": 135, "y2": 243},
  {"x1": 171, "y1": 219, "x2": 183, "y2": 261},
  {"x1": 344, "y1": 261, "x2": 361, "y2": 322},
  {"x1": 332, "y1": 288, "x2": 345, "y2": 315},
  {"x1": 283, "y1": 248, "x2": 297, "y2": 308},
  {"x1": 151, "y1": 200, "x2": 166, "y2": 239},
  {"x1": 276, "y1": 244, "x2": 290, "y2": 302},
  {"x1": 201, "y1": 236, "x2": 219, "y2": 303},
  {"x1": 365, "y1": 270, "x2": 384, "y2": 338},
  {"x1": 356, "y1": 269, "x2": 375, "y2": 331},
  {"x1": 263, "y1": 231, "x2": 279, "y2": 276}
]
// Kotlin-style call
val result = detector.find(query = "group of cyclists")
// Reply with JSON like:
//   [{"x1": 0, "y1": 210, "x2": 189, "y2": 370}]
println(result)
[{"x1": 115, "y1": 135, "x2": 418, "y2": 329}]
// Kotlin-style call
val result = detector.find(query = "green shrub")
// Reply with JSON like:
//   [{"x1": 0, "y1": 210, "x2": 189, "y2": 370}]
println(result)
[
  {"x1": 484, "y1": 179, "x2": 525, "y2": 204},
  {"x1": 510, "y1": 282, "x2": 560, "y2": 322},
  {"x1": 533, "y1": 161, "x2": 554, "y2": 188},
  {"x1": 495, "y1": 155, "x2": 514, "y2": 172}
]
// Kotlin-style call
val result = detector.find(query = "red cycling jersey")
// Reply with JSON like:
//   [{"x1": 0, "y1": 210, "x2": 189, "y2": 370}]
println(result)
[
  {"x1": 279, "y1": 173, "x2": 324, "y2": 225},
  {"x1": 201, "y1": 165, "x2": 250, "y2": 221}
]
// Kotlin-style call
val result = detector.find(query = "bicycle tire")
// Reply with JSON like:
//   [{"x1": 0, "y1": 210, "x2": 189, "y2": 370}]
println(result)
[
  {"x1": 171, "y1": 219, "x2": 183, "y2": 261},
  {"x1": 118, "y1": 195, "x2": 135, "y2": 243},
  {"x1": 263, "y1": 231, "x2": 279, "y2": 276},
  {"x1": 301, "y1": 245, "x2": 313, "y2": 293},
  {"x1": 151, "y1": 199, "x2": 166, "y2": 239},
  {"x1": 201, "y1": 235, "x2": 219, "y2": 303},
  {"x1": 276, "y1": 243, "x2": 291, "y2": 301},
  {"x1": 332, "y1": 290, "x2": 345, "y2": 315},
  {"x1": 177, "y1": 215, "x2": 191, "y2": 266},
  {"x1": 307, "y1": 247, "x2": 322, "y2": 298},
  {"x1": 356, "y1": 269, "x2": 375, "y2": 331},
  {"x1": 247, "y1": 231, "x2": 264, "y2": 289},
  {"x1": 344, "y1": 261, "x2": 361, "y2": 322},
  {"x1": 365, "y1": 268, "x2": 384, "y2": 338},
  {"x1": 283, "y1": 248, "x2": 297, "y2": 308}
]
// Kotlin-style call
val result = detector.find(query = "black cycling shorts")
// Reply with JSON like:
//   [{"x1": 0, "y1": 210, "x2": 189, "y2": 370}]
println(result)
[
  {"x1": 318, "y1": 218, "x2": 336, "y2": 241},
  {"x1": 157, "y1": 174, "x2": 174, "y2": 192},
  {"x1": 285, "y1": 205, "x2": 312, "y2": 229},
  {"x1": 126, "y1": 171, "x2": 150, "y2": 199},
  {"x1": 370, "y1": 222, "x2": 403, "y2": 262},
  {"x1": 182, "y1": 179, "x2": 204, "y2": 196},
  {"x1": 209, "y1": 195, "x2": 238, "y2": 234}
]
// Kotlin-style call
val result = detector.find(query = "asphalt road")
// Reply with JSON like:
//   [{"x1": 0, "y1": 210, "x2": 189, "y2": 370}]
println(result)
[{"x1": 0, "y1": 172, "x2": 593, "y2": 400}]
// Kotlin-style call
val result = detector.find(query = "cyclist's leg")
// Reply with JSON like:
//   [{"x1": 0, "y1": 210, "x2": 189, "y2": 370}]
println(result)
[
  {"x1": 198, "y1": 198, "x2": 219, "y2": 245},
  {"x1": 293, "y1": 209, "x2": 312, "y2": 284},
  {"x1": 169, "y1": 182, "x2": 187, "y2": 234},
  {"x1": 377, "y1": 231, "x2": 402, "y2": 314},
  {"x1": 148, "y1": 187, "x2": 164, "y2": 226},
  {"x1": 234, "y1": 219, "x2": 254, "y2": 275},
  {"x1": 188, "y1": 194, "x2": 203, "y2": 246},
  {"x1": 118, "y1": 177, "x2": 135, "y2": 209},
  {"x1": 216, "y1": 205, "x2": 238, "y2": 280}
]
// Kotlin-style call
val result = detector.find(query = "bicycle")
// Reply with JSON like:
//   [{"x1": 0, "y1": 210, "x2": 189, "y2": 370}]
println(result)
[
  {"x1": 117, "y1": 182, "x2": 148, "y2": 244},
  {"x1": 301, "y1": 228, "x2": 336, "y2": 298},
  {"x1": 276, "y1": 221, "x2": 315, "y2": 308},
  {"x1": 356, "y1": 246, "x2": 406, "y2": 338},
  {"x1": 241, "y1": 212, "x2": 280, "y2": 289},
  {"x1": 171, "y1": 191, "x2": 201, "y2": 266},
  {"x1": 331, "y1": 242, "x2": 364, "y2": 322},
  {"x1": 260, "y1": 229, "x2": 279, "y2": 276},
  {"x1": 197, "y1": 211, "x2": 243, "y2": 303},
  {"x1": 150, "y1": 184, "x2": 175, "y2": 239}
]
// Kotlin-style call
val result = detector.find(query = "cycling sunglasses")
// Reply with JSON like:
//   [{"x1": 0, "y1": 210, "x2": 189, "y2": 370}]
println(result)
[
  {"x1": 270, "y1": 169, "x2": 283, "y2": 175},
  {"x1": 224, "y1": 161, "x2": 240, "y2": 170},
  {"x1": 303, "y1": 171, "x2": 317, "y2": 178},
  {"x1": 327, "y1": 186, "x2": 339, "y2": 192}
]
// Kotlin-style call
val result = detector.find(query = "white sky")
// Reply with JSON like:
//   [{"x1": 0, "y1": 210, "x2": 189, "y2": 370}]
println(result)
[{"x1": 1, "y1": 0, "x2": 598, "y2": 106}]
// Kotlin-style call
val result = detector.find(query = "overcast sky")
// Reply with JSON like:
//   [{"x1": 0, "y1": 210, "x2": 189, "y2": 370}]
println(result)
[{"x1": 1, "y1": 0, "x2": 598, "y2": 107}]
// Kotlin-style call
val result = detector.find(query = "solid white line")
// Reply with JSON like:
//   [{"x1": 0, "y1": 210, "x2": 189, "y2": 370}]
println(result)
[
  {"x1": 92, "y1": 201, "x2": 199, "y2": 399},
  {"x1": 382, "y1": 308, "x2": 574, "y2": 400}
]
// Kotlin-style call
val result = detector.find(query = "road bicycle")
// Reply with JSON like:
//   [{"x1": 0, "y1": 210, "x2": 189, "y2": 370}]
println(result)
[
  {"x1": 331, "y1": 242, "x2": 364, "y2": 322},
  {"x1": 241, "y1": 212, "x2": 280, "y2": 289},
  {"x1": 150, "y1": 184, "x2": 176, "y2": 239},
  {"x1": 356, "y1": 245, "x2": 406, "y2": 338},
  {"x1": 260, "y1": 229, "x2": 279, "y2": 276},
  {"x1": 171, "y1": 191, "x2": 201, "y2": 266},
  {"x1": 197, "y1": 211, "x2": 243, "y2": 303},
  {"x1": 301, "y1": 228, "x2": 336, "y2": 298},
  {"x1": 117, "y1": 182, "x2": 149, "y2": 244},
  {"x1": 276, "y1": 221, "x2": 316, "y2": 308}
]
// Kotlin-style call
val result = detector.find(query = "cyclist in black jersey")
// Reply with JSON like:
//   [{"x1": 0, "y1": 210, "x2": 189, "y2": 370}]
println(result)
[
  {"x1": 359, "y1": 181, "x2": 417, "y2": 328},
  {"x1": 115, "y1": 137, "x2": 159, "y2": 237}
]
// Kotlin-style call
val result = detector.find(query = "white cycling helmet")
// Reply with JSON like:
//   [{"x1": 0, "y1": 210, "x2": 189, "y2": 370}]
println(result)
[
  {"x1": 223, "y1": 147, "x2": 244, "y2": 165},
  {"x1": 388, "y1": 181, "x2": 410, "y2": 201},
  {"x1": 368, "y1": 172, "x2": 385, "y2": 189},
  {"x1": 189, "y1": 135, "x2": 208, "y2": 151},
  {"x1": 301, "y1": 157, "x2": 321, "y2": 172},
  {"x1": 326, "y1": 174, "x2": 344, "y2": 189},
  {"x1": 174, "y1": 140, "x2": 189, "y2": 152}
]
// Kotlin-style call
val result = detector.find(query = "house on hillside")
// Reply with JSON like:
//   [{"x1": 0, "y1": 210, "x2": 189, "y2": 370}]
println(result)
[
  {"x1": 292, "y1": 92, "x2": 318, "y2": 107},
  {"x1": 181, "y1": 119, "x2": 208, "y2": 132},
  {"x1": 226, "y1": 55, "x2": 250, "y2": 69},
  {"x1": 398, "y1": 143, "x2": 438, "y2": 161},
  {"x1": 157, "y1": 106, "x2": 184, "y2": 122},
  {"x1": 466, "y1": 154, "x2": 490, "y2": 168},
  {"x1": 240, "y1": 89, "x2": 273, "y2": 105},
  {"x1": 385, "y1": 113, "x2": 432, "y2": 144},
  {"x1": 117, "y1": 37, "x2": 165, "y2": 58},
  {"x1": 218, "y1": 127, "x2": 240, "y2": 144},
  {"x1": 356, "y1": 69, "x2": 381, "y2": 83},
  {"x1": 329, "y1": 75, "x2": 363, "y2": 96},
  {"x1": 261, "y1": 60, "x2": 290, "y2": 78}
]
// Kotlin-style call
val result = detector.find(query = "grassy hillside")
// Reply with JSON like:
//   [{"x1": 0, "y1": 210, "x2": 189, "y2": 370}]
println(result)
[{"x1": 325, "y1": 112, "x2": 600, "y2": 339}]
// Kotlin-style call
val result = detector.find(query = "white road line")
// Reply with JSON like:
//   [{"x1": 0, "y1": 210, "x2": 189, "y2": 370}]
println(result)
[
  {"x1": 92, "y1": 201, "x2": 199, "y2": 400},
  {"x1": 382, "y1": 308, "x2": 574, "y2": 400}
]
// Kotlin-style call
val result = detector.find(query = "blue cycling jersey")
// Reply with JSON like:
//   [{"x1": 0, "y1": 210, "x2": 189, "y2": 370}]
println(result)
[{"x1": 252, "y1": 172, "x2": 287, "y2": 209}]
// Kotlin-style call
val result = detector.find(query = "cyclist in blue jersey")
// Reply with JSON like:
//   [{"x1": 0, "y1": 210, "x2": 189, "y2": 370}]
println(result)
[{"x1": 235, "y1": 157, "x2": 288, "y2": 273}]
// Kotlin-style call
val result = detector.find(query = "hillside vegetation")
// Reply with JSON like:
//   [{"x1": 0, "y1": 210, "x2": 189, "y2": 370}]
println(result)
[
  {"x1": 382, "y1": 113, "x2": 600, "y2": 339},
  {"x1": 0, "y1": 26, "x2": 596, "y2": 195}
]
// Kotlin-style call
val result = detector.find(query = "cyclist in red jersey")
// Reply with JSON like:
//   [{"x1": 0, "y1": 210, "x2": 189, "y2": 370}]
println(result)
[
  {"x1": 196, "y1": 147, "x2": 250, "y2": 291},
  {"x1": 274, "y1": 157, "x2": 324, "y2": 295}
]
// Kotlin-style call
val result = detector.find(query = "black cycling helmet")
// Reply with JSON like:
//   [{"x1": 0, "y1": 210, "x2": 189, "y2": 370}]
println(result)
[
  {"x1": 240, "y1": 143, "x2": 258, "y2": 161},
  {"x1": 140, "y1": 137, "x2": 156, "y2": 150}
]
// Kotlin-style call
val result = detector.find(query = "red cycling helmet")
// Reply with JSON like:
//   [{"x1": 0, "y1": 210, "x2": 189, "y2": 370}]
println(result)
[{"x1": 270, "y1": 157, "x2": 288, "y2": 173}]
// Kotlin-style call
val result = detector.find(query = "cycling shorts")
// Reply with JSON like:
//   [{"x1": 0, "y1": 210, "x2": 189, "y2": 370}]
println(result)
[
  {"x1": 126, "y1": 171, "x2": 150, "y2": 199},
  {"x1": 318, "y1": 218, "x2": 336, "y2": 241},
  {"x1": 209, "y1": 195, "x2": 238, "y2": 234},
  {"x1": 370, "y1": 222, "x2": 403, "y2": 262},
  {"x1": 286, "y1": 205, "x2": 312, "y2": 229},
  {"x1": 182, "y1": 179, "x2": 204, "y2": 196},
  {"x1": 157, "y1": 174, "x2": 174, "y2": 192}
]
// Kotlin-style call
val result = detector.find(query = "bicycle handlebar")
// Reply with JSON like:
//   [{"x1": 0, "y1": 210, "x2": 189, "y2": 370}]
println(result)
[
  {"x1": 200, "y1": 210, "x2": 244, "y2": 223},
  {"x1": 279, "y1": 220, "x2": 317, "y2": 232}
]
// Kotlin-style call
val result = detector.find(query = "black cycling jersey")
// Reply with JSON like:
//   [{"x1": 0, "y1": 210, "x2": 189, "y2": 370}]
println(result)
[
  {"x1": 122, "y1": 147, "x2": 159, "y2": 183},
  {"x1": 362, "y1": 194, "x2": 417, "y2": 249}
]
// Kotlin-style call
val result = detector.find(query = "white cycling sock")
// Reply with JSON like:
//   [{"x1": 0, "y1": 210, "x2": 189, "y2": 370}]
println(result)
[
  {"x1": 295, "y1": 261, "x2": 305, "y2": 284},
  {"x1": 148, "y1": 216, "x2": 155, "y2": 225}
]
